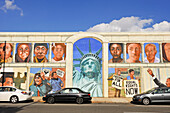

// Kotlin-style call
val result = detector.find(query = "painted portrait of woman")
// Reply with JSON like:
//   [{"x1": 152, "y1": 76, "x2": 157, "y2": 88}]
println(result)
[
  {"x1": 0, "y1": 43, "x2": 13, "y2": 63},
  {"x1": 15, "y1": 43, "x2": 31, "y2": 63}
]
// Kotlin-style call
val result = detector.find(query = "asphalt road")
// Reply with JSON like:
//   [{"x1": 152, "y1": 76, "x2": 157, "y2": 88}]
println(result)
[{"x1": 0, "y1": 102, "x2": 170, "y2": 113}]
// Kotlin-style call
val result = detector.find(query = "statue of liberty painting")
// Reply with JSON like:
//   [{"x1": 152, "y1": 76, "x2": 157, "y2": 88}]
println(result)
[{"x1": 73, "y1": 39, "x2": 103, "y2": 97}]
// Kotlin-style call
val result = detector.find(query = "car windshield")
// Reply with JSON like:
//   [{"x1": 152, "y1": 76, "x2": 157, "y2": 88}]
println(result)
[{"x1": 144, "y1": 88, "x2": 157, "y2": 93}]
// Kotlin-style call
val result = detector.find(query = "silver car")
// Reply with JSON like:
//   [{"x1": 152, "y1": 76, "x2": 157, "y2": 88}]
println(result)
[{"x1": 132, "y1": 87, "x2": 170, "y2": 105}]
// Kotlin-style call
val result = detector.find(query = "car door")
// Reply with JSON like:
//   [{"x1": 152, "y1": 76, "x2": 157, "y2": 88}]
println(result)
[
  {"x1": 0, "y1": 87, "x2": 5, "y2": 101},
  {"x1": 0, "y1": 87, "x2": 14, "y2": 101},
  {"x1": 66, "y1": 89, "x2": 79, "y2": 101},
  {"x1": 163, "y1": 88, "x2": 170, "y2": 102},
  {"x1": 55, "y1": 89, "x2": 70, "y2": 101},
  {"x1": 150, "y1": 88, "x2": 165, "y2": 102}
]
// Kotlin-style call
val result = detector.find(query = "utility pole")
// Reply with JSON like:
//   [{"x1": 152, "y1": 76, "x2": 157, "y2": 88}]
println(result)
[{"x1": 2, "y1": 41, "x2": 6, "y2": 86}]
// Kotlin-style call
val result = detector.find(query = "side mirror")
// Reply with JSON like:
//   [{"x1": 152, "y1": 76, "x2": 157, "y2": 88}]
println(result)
[{"x1": 151, "y1": 92, "x2": 154, "y2": 95}]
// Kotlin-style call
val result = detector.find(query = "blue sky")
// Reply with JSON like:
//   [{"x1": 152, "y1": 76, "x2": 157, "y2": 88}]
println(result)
[{"x1": 0, "y1": 0, "x2": 170, "y2": 32}]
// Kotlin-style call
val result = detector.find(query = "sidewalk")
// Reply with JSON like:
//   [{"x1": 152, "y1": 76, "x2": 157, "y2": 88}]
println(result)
[
  {"x1": 32, "y1": 97, "x2": 132, "y2": 104},
  {"x1": 92, "y1": 97, "x2": 132, "y2": 103}
]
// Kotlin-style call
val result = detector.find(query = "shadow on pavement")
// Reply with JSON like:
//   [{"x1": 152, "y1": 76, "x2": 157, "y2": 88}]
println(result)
[
  {"x1": 44, "y1": 101, "x2": 92, "y2": 104},
  {"x1": 130, "y1": 101, "x2": 170, "y2": 105},
  {"x1": 0, "y1": 100, "x2": 37, "y2": 113},
  {"x1": 0, "y1": 99, "x2": 34, "y2": 103}
]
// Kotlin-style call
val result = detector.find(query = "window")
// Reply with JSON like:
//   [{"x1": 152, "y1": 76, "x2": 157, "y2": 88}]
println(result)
[
  {"x1": 60, "y1": 89, "x2": 69, "y2": 94},
  {"x1": 72, "y1": 89, "x2": 79, "y2": 93},
  {"x1": 0, "y1": 87, "x2": 3, "y2": 92},
  {"x1": 164, "y1": 88, "x2": 170, "y2": 93},
  {"x1": 154, "y1": 89, "x2": 164, "y2": 94}
]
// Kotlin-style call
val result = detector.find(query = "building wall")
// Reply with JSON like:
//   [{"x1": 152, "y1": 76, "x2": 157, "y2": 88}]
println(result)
[{"x1": 0, "y1": 32, "x2": 169, "y2": 97}]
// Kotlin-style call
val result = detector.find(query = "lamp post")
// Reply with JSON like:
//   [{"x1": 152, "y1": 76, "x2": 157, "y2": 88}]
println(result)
[{"x1": 2, "y1": 41, "x2": 6, "y2": 86}]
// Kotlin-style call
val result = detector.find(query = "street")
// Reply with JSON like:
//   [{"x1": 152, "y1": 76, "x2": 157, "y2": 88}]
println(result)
[{"x1": 0, "y1": 102, "x2": 170, "y2": 113}]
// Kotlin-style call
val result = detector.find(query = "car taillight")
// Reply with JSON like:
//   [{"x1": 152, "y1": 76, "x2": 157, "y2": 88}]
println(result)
[
  {"x1": 88, "y1": 93, "x2": 90, "y2": 96},
  {"x1": 21, "y1": 91, "x2": 28, "y2": 95}
]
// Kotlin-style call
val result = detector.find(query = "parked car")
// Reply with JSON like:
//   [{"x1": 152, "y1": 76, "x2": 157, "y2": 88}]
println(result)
[
  {"x1": 43, "y1": 88, "x2": 91, "y2": 104},
  {"x1": 132, "y1": 87, "x2": 170, "y2": 105},
  {"x1": 0, "y1": 86, "x2": 32, "y2": 103}
]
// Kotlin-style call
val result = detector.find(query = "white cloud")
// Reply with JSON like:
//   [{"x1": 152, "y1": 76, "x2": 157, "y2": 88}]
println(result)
[
  {"x1": 87, "y1": 16, "x2": 170, "y2": 32},
  {"x1": 1, "y1": 0, "x2": 23, "y2": 16}
]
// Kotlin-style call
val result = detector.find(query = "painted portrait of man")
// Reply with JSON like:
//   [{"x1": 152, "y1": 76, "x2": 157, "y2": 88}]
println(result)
[
  {"x1": 126, "y1": 43, "x2": 141, "y2": 63},
  {"x1": 33, "y1": 43, "x2": 48, "y2": 63},
  {"x1": 0, "y1": 72, "x2": 14, "y2": 86},
  {"x1": 144, "y1": 43, "x2": 160, "y2": 63},
  {"x1": 162, "y1": 43, "x2": 170, "y2": 62}
]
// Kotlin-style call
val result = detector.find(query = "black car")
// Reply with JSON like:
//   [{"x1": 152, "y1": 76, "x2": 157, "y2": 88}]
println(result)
[
  {"x1": 43, "y1": 88, "x2": 92, "y2": 104},
  {"x1": 132, "y1": 87, "x2": 170, "y2": 105}
]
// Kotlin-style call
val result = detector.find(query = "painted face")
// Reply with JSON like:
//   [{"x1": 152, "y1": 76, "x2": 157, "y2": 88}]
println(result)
[
  {"x1": 82, "y1": 59, "x2": 98, "y2": 78},
  {"x1": 4, "y1": 78, "x2": 13, "y2": 86},
  {"x1": 53, "y1": 73, "x2": 58, "y2": 79},
  {"x1": 117, "y1": 71, "x2": 121, "y2": 75},
  {"x1": 0, "y1": 43, "x2": 12, "y2": 60},
  {"x1": 128, "y1": 43, "x2": 141, "y2": 62},
  {"x1": 164, "y1": 43, "x2": 170, "y2": 61},
  {"x1": 18, "y1": 44, "x2": 30, "y2": 61},
  {"x1": 145, "y1": 45, "x2": 157, "y2": 63},
  {"x1": 53, "y1": 45, "x2": 64, "y2": 60},
  {"x1": 34, "y1": 46, "x2": 47, "y2": 59},
  {"x1": 166, "y1": 79, "x2": 170, "y2": 87},
  {"x1": 35, "y1": 76, "x2": 42, "y2": 85},
  {"x1": 110, "y1": 44, "x2": 122, "y2": 59},
  {"x1": 130, "y1": 71, "x2": 135, "y2": 76}
]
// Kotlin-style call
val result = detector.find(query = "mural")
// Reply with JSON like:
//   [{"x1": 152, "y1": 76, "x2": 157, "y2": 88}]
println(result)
[
  {"x1": 144, "y1": 43, "x2": 160, "y2": 63},
  {"x1": 108, "y1": 43, "x2": 123, "y2": 63},
  {"x1": 33, "y1": 43, "x2": 49, "y2": 63},
  {"x1": 0, "y1": 68, "x2": 27, "y2": 89},
  {"x1": 15, "y1": 43, "x2": 32, "y2": 63},
  {"x1": 29, "y1": 67, "x2": 65, "y2": 96},
  {"x1": 73, "y1": 38, "x2": 103, "y2": 97},
  {"x1": 51, "y1": 43, "x2": 66, "y2": 62},
  {"x1": 108, "y1": 68, "x2": 141, "y2": 97},
  {"x1": 143, "y1": 68, "x2": 170, "y2": 92},
  {"x1": 126, "y1": 43, "x2": 142, "y2": 63},
  {"x1": 162, "y1": 43, "x2": 170, "y2": 62},
  {"x1": 0, "y1": 43, "x2": 13, "y2": 63}
]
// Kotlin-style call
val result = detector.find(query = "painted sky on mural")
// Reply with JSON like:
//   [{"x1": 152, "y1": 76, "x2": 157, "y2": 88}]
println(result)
[{"x1": 0, "y1": 0, "x2": 170, "y2": 32}]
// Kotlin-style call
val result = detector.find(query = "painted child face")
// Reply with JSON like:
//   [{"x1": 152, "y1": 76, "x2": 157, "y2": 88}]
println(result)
[{"x1": 53, "y1": 45, "x2": 64, "y2": 60}]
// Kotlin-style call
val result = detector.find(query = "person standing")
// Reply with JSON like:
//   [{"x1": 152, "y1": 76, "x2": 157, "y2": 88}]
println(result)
[
  {"x1": 114, "y1": 70, "x2": 122, "y2": 97},
  {"x1": 49, "y1": 72, "x2": 64, "y2": 92}
]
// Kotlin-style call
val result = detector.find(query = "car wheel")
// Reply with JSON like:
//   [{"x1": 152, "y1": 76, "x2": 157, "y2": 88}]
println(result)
[
  {"x1": 76, "y1": 97, "x2": 83, "y2": 104},
  {"x1": 47, "y1": 97, "x2": 55, "y2": 104},
  {"x1": 10, "y1": 96, "x2": 18, "y2": 104},
  {"x1": 142, "y1": 98, "x2": 150, "y2": 105}
]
